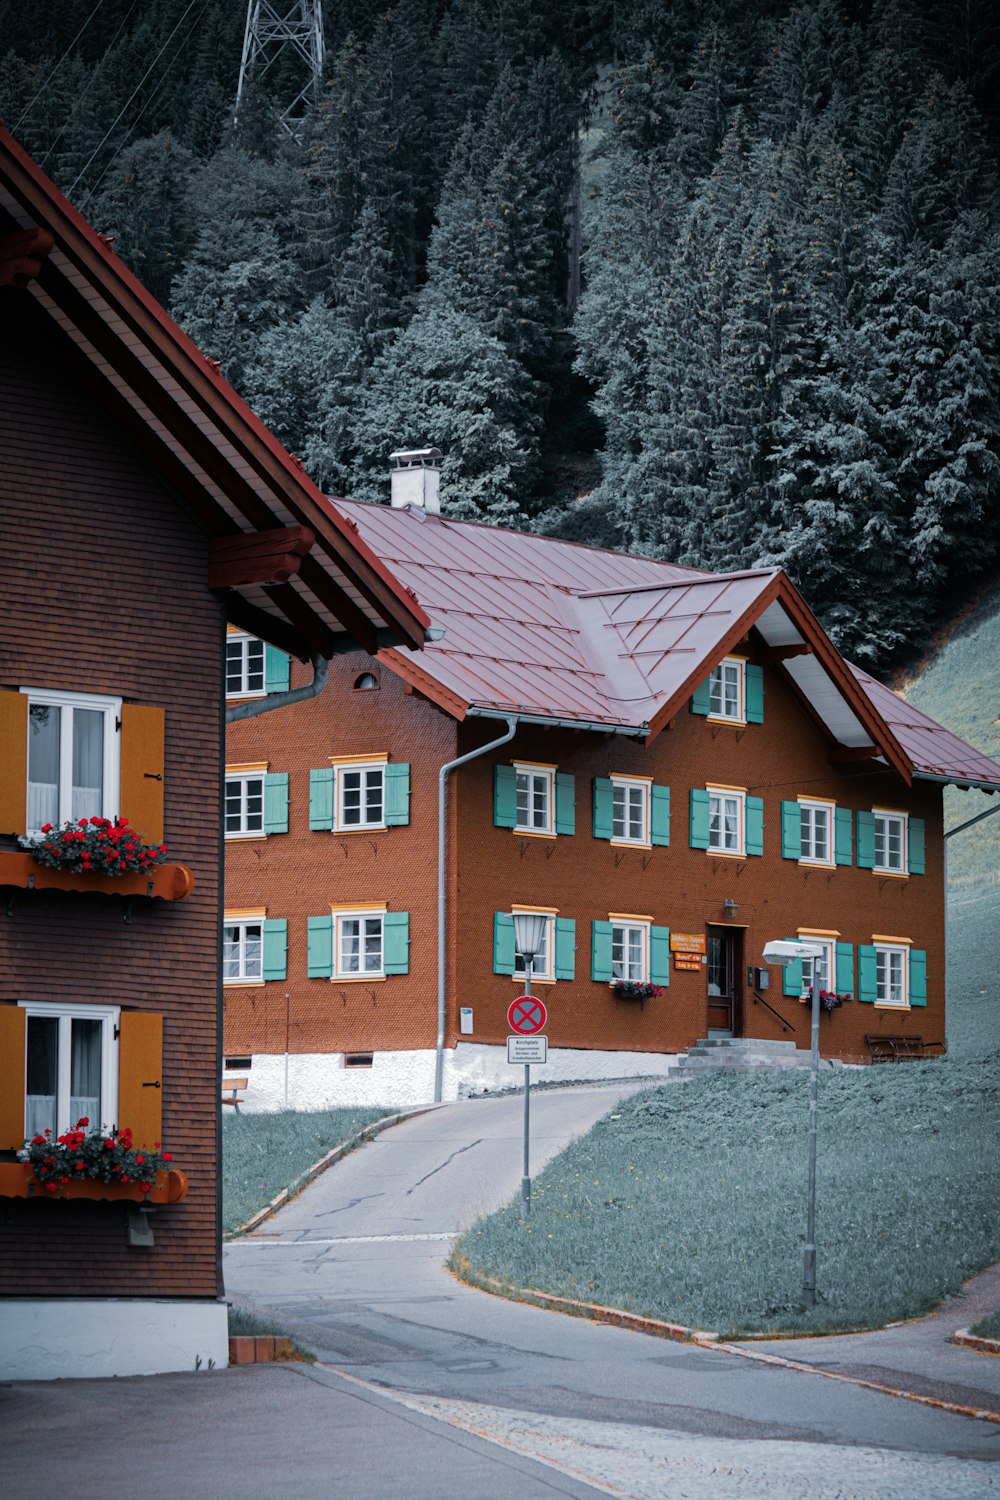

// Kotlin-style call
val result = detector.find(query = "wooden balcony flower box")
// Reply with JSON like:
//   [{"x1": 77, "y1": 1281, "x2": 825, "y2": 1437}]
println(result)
[
  {"x1": 0, "y1": 850, "x2": 194, "y2": 901},
  {"x1": 0, "y1": 1162, "x2": 189, "y2": 1203}
]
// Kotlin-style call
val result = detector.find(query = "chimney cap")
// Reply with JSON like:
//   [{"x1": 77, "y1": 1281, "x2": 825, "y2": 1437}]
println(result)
[{"x1": 389, "y1": 447, "x2": 443, "y2": 468}]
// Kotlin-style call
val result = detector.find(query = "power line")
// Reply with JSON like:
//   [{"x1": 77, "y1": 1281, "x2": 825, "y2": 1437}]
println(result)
[
  {"x1": 38, "y1": 0, "x2": 144, "y2": 173},
  {"x1": 12, "y1": 0, "x2": 110, "y2": 135}
]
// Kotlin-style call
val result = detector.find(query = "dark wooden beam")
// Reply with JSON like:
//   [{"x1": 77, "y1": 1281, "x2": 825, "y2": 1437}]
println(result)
[
  {"x1": 0, "y1": 226, "x2": 54, "y2": 287},
  {"x1": 828, "y1": 745, "x2": 879, "y2": 763},
  {"x1": 208, "y1": 526, "x2": 315, "y2": 589},
  {"x1": 297, "y1": 553, "x2": 379, "y2": 655},
  {"x1": 761, "y1": 642, "x2": 813, "y2": 662},
  {"x1": 260, "y1": 580, "x2": 338, "y2": 660},
  {"x1": 225, "y1": 596, "x2": 317, "y2": 663}
]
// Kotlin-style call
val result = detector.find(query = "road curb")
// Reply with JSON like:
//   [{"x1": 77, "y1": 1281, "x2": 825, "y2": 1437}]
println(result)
[
  {"x1": 226, "y1": 1105, "x2": 440, "y2": 1240},
  {"x1": 953, "y1": 1328, "x2": 1000, "y2": 1357}
]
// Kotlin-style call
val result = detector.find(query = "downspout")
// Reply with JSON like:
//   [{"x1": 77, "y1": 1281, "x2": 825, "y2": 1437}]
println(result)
[
  {"x1": 225, "y1": 651, "x2": 329, "y2": 722},
  {"x1": 436, "y1": 716, "x2": 518, "y2": 1103}
]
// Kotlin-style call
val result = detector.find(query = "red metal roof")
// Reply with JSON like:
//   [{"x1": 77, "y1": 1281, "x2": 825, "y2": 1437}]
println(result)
[{"x1": 332, "y1": 499, "x2": 1000, "y2": 791}]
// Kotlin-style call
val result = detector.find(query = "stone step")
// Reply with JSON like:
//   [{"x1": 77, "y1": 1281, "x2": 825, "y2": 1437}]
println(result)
[{"x1": 694, "y1": 1037, "x2": 799, "y2": 1053}]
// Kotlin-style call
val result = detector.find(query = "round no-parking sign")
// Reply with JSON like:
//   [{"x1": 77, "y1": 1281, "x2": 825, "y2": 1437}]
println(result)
[{"x1": 507, "y1": 995, "x2": 547, "y2": 1035}]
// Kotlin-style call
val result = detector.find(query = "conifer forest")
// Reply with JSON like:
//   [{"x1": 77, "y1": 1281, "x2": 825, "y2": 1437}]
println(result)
[{"x1": 4, "y1": 1, "x2": 998, "y2": 667}]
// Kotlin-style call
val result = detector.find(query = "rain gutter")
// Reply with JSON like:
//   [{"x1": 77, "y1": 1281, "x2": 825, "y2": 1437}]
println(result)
[
  {"x1": 225, "y1": 651, "x2": 329, "y2": 723},
  {"x1": 465, "y1": 706, "x2": 648, "y2": 737},
  {"x1": 913, "y1": 771, "x2": 1000, "y2": 795},
  {"x1": 436, "y1": 716, "x2": 519, "y2": 1103}
]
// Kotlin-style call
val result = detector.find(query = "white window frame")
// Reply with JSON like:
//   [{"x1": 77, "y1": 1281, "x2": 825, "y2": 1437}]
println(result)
[
  {"x1": 22, "y1": 687, "x2": 121, "y2": 834},
  {"x1": 799, "y1": 798, "x2": 833, "y2": 866},
  {"x1": 514, "y1": 763, "x2": 555, "y2": 835},
  {"x1": 611, "y1": 920, "x2": 650, "y2": 983},
  {"x1": 223, "y1": 918, "x2": 264, "y2": 985},
  {"x1": 611, "y1": 775, "x2": 650, "y2": 846},
  {"x1": 875, "y1": 944, "x2": 909, "y2": 1008},
  {"x1": 334, "y1": 760, "x2": 386, "y2": 832},
  {"x1": 225, "y1": 632, "x2": 266, "y2": 700},
  {"x1": 708, "y1": 786, "x2": 745, "y2": 855},
  {"x1": 19, "y1": 1000, "x2": 119, "y2": 1138},
  {"x1": 512, "y1": 909, "x2": 556, "y2": 982},
  {"x1": 708, "y1": 657, "x2": 745, "y2": 724},
  {"x1": 798, "y1": 938, "x2": 835, "y2": 998},
  {"x1": 224, "y1": 771, "x2": 265, "y2": 839},
  {"x1": 334, "y1": 909, "x2": 385, "y2": 978},
  {"x1": 873, "y1": 809, "x2": 907, "y2": 874}
]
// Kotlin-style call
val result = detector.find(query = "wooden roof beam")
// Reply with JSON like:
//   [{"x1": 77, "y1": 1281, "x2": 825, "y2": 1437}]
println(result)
[
  {"x1": 208, "y1": 526, "x2": 315, "y2": 589},
  {"x1": 0, "y1": 226, "x2": 54, "y2": 286},
  {"x1": 761, "y1": 642, "x2": 813, "y2": 662}
]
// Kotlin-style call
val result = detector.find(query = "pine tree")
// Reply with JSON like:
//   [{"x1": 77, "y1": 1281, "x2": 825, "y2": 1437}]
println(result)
[{"x1": 89, "y1": 132, "x2": 195, "y2": 307}]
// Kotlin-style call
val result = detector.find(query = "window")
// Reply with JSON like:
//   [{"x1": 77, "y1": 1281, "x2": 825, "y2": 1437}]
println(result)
[
  {"x1": 514, "y1": 763, "x2": 554, "y2": 834},
  {"x1": 612, "y1": 776, "x2": 649, "y2": 844},
  {"x1": 874, "y1": 809, "x2": 906, "y2": 873},
  {"x1": 226, "y1": 632, "x2": 265, "y2": 698},
  {"x1": 344, "y1": 1053, "x2": 374, "y2": 1068},
  {"x1": 800, "y1": 939, "x2": 834, "y2": 997},
  {"x1": 799, "y1": 799, "x2": 832, "y2": 865},
  {"x1": 336, "y1": 911, "x2": 384, "y2": 977},
  {"x1": 709, "y1": 788, "x2": 745, "y2": 854},
  {"x1": 353, "y1": 672, "x2": 379, "y2": 690},
  {"x1": 21, "y1": 1002, "x2": 118, "y2": 1138},
  {"x1": 225, "y1": 772, "x2": 264, "y2": 837},
  {"x1": 709, "y1": 657, "x2": 744, "y2": 722},
  {"x1": 338, "y1": 761, "x2": 385, "y2": 829},
  {"x1": 223, "y1": 919, "x2": 263, "y2": 984},
  {"x1": 611, "y1": 921, "x2": 648, "y2": 982},
  {"x1": 875, "y1": 944, "x2": 908, "y2": 1007},
  {"x1": 513, "y1": 912, "x2": 555, "y2": 981},
  {"x1": 24, "y1": 688, "x2": 120, "y2": 832}
]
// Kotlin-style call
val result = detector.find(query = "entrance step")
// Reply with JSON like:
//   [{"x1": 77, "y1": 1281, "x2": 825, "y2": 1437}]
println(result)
[{"x1": 677, "y1": 1036, "x2": 835, "y2": 1073}]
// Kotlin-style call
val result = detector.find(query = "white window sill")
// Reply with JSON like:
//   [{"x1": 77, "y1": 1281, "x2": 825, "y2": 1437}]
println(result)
[
  {"x1": 226, "y1": 691, "x2": 267, "y2": 701},
  {"x1": 874, "y1": 1000, "x2": 910, "y2": 1010},
  {"x1": 513, "y1": 828, "x2": 556, "y2": 839},
  {"x1": 708, "y1": 848, "x2": 746, "y2": 859},
  {"x1": 223, "y1": 978, "x2": 265, "y2": 987},
  {"x1": 225, "y1": 832, "x2": 267, "y2": 841},
  {"x1": 512, "y1": 974, "x2": 556, "y2": 985},
  {"x1": 706, "y1": 714, "x2": 746, "y2": 727},
  {"x1": 611, "y1": 838, "x2": 651, "y2": 849},
  {"x1": 873, "y1": 868, "x2": 908, "y2": 879},
  {"x1": 331, "y1": 974, "x2": 387, "y2": 983},
  {"x1": 800, "y1": 858, "x2": 836, "y2": 869},
  {"x1": 332, "y1": 824, "x2": 388, "y2": 835}
]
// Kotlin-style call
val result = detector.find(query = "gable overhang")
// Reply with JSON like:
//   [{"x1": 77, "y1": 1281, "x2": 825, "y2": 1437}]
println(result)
[
  {"x1": 0, "y1": 127, "x2": 429, "y2": 662},
  {"x1": 643, "y1": 573, "x2": 912, "y2": 783}
]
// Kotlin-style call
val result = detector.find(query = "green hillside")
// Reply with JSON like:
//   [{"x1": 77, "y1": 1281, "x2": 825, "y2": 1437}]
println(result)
[{"x1": 903, "y1": 586, "x2": 1000, "y2": 1054}]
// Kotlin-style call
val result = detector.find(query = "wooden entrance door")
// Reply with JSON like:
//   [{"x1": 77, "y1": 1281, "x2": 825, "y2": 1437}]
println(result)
[{"x1": 707, "y1": 927, "x2": 744, "y2": 1036}]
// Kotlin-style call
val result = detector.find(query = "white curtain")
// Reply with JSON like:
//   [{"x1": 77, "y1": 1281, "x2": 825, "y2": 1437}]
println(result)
[
  {"x1": 72, "y1": 708, "x2": 104, "y2": 821},
  {"x1": 28, "y1": 703, "x2": 60, "y2": 829},
  {"x1": 69, "y1": 1018, "x2": 101, "y2": 1128}
]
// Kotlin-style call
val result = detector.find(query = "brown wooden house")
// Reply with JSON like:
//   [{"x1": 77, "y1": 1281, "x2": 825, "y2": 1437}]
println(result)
[
  {"x1": 224, "y1": 456, "x2": 1000, "y2": 1107},
  {"x1": 0, "y1": 131, "x2": 427, "y2": 1380}
]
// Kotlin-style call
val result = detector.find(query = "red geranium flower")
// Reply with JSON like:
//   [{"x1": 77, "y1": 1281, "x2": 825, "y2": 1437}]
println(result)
[
  {"x1": 162, "y1": 1152, "x2": 172, "y2": 1162},
  {"x1": 40, "y1": 823, "x2": 52, "y2": 833}
]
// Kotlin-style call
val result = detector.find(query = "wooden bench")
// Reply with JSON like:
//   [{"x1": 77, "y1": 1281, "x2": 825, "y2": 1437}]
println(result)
[
  {"x1": 865, "y1": 1035, "x2": 944, "y2": 1063},
  {"x1": 222, "y1": 1076, "x2": 249, "y2": 1110}
]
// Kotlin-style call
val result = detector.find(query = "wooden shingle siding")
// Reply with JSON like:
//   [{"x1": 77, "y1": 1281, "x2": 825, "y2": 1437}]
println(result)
[{"x1": 0, "y1": 303, "x2": 223, "y2": 1300}]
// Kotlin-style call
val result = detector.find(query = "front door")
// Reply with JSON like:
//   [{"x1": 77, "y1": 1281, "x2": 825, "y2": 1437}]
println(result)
[{"x1": 707, "y1": 927, "x2": 744, "y2": 1037}]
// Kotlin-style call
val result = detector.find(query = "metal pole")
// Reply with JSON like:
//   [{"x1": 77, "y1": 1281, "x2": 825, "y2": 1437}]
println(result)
[
  {"x1": 803, "y1": 979, "x2": 820, "y2": 1306},
  {"x1": 521, "y1": 957, "x2": 532, "y2": 1218}
]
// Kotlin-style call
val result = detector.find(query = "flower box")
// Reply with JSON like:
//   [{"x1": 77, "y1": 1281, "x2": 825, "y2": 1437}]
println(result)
[
  {"x1": 0, "y1": 1162, "x2": 188, "y2": 1203},
  {"x1": 0, "y1": 850, "x2": 194, "y2": 901}
]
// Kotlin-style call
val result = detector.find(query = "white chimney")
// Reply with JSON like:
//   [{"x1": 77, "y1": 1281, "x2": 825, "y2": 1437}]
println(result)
[{"x1": 389, "y1": 448, "x2": 442, "y2": 513}]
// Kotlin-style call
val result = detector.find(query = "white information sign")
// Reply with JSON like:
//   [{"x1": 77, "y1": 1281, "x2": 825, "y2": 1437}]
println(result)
[{"x1": 507, "y1": 1035, "x2": 548, "y2": 1065}]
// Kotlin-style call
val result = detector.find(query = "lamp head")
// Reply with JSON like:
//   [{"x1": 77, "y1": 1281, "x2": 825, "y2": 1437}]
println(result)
[
  {"x1": 762, "y1": 939, "x2": 826, "y2": 966},
  {"x1": 512, "y1": 910, "x2": 547, "y2": 963}
]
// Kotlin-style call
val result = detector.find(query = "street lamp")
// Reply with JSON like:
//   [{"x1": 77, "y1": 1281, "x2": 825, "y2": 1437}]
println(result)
[
  {"x1": 762, "y1": 938, "x2": 825, "y2": 1309},
  {"x1": 512, "y1": 911, "x2": 547, "y2": 1219}
]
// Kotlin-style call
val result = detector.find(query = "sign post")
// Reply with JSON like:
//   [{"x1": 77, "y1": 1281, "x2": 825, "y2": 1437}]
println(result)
[{"x1": 507, "y1": 986, "x2": 547, "y2": 1218}]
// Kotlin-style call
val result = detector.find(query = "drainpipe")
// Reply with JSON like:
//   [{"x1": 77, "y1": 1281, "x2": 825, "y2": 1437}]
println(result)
[
  {"x1": 436, "y1": 717, "x2": 518, "y2": 1103},
  {"x1": 225, "y1": 651, "x2": 329, "y2": 723}
]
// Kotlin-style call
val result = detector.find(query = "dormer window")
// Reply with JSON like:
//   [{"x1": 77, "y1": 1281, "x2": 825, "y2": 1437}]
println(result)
[{"x1": 708, "y1": 658, "x2": 744, "y2": 723}]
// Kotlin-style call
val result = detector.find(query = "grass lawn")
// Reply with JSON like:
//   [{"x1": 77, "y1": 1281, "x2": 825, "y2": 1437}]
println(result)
[
  {"x1": 970, "y1": 1309, "x2": 1000, "y2": 1340},
  {"x1": 451, "y1": 1056, "x2": 1000, "y2": 1337},
  {"x1": 223, "y1": 1106, "x2": 397, "y2": 1234}
]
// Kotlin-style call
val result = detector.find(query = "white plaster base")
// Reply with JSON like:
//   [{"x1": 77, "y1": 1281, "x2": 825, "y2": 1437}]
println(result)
[
  {"x1": 0, "y1": 1298, "x2": 230, "y2": 1381},
  {"x1": 238, "y1": 1044, "x2": 680, "y2": 1111}
]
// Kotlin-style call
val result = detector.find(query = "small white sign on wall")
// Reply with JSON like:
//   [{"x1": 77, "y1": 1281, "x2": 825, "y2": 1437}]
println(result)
[
  {"x1": 459, "y1": 1007, "x2": 474, "y2": 1035},
  {"x1": 507, "y1": 1035, "x2": 548, "y2": 1065}
]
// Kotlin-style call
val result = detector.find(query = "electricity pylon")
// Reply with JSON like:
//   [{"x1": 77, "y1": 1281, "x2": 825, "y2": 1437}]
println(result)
[{"x1": 235, "y1": 1, "x2": 326, "y2": 136}]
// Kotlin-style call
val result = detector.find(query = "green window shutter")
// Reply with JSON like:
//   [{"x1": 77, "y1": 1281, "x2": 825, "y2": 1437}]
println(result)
[
  {"x1": 493, "y1": 912, "x2": 516, "y2": 975},
  {"x1": 309, "y1": 767, "x2": 334, "y2": 830},
  {"x1": 593, "y1": 777, "x2": 613, "y2": 840},
  {"x1": 782, "y1": 946, "x2": 804, "y2": 997},
  {"x1": 555, "y1": 773, "x2": 575, "y2": 835},
  {"x1": 264, "y1": 644, "x2": 290, "y2": 694},
  {"x1": 554, "y1": 918, "x2": 576, "y2": 980},
  {"x1": 745, "y1": 664, "x2": 764, "y2": 724},
  {"x1": 494, "y1": 764, "x2": 516, "y2": 829},
  {"x1": 781, "y1": 801, "x2": 801, "y2": 859},
  {"x1": 649, "y1": 926, "x2": 670, "y2": 986},
  {"x1": 689, "y1": 789, "x2": 710, "y2": 849},
  {"x1": 746, "y1": 796, "x2": 764, "y2": 856},
  {"x1": 858, "y1": 945, "x2": 877, "y2": 1003},
  {"x1": 263, "y1": 772, "x2": 289, "y2": 834},
  {"x1": 307, "y1": 915, "x2": 333, "y2": 978},
  {"x1": 834, "y1": 807, "x2": 853, "y2": 866},
  {"x1": 857, "y1": 811, "x2": 876, "y2": 869},
  {"x1": 690, "y1": 677, "x2": 711, "y2": 716},
  {"x1": 262, "y1": 919, "x2": 288, "y2": 982},
  {"x1": 383, "y1": 912, "x2": 410, "y2": 975},
  {"x1": 384, "y1": 763, "x2": 410, "y2": 826},
  {"x1": 650, "y1": 784, "x2": 670, "y2": 846},
  {"x1": 592, "y1": 920, "x2": 613, "y2": 982},
  {"x1": 835, "y1": 942, "x2": 854, "y2": 997},
  {"x1": 908, "y1": 817, "x2": 925, "y2": 875},
  {"x1": 909, "y1": 949, "x2": 927, "y2": 1007}
]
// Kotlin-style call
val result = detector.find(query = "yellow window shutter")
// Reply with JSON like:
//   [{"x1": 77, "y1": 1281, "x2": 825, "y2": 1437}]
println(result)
[
  {"x1": 0, "y1": 691, "x2": 27, "y2": 836},
  {"x1": 0, "y1": 1006, "x2": 27, "y2": 1149},
  {"x1": 120, "y1": 704, "x2": 165, "y2": 845},
  {"x1": 117, "y1": 1011, "x2": 163, "y2": 1147}
]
